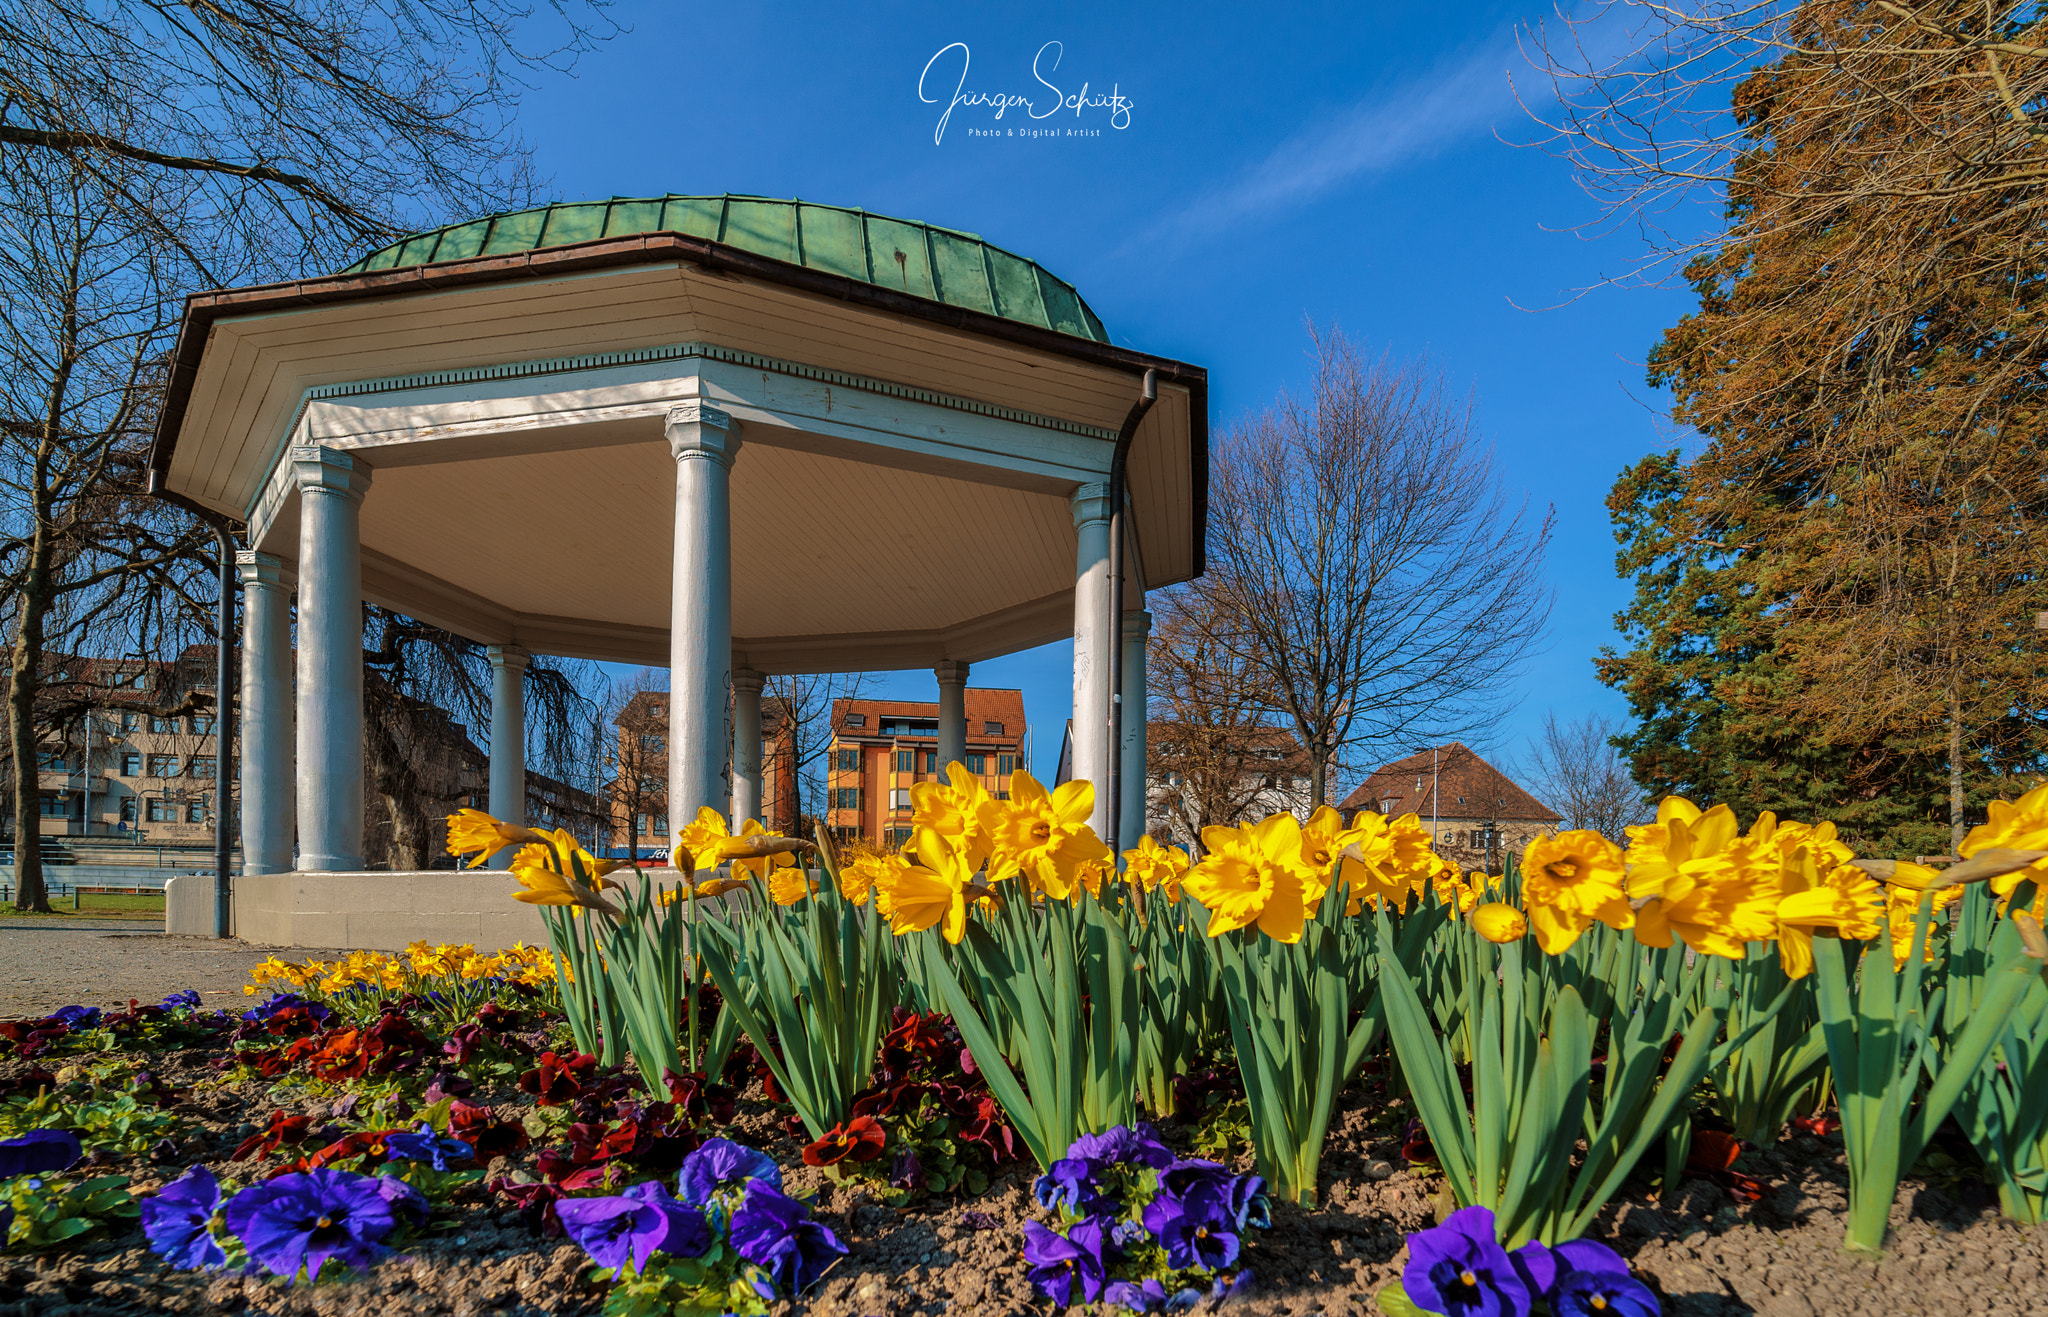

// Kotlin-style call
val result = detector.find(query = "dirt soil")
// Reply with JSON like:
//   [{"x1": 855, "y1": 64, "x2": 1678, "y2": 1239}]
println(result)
[
  {"x1": 1, "y1": 1061, "x2": 2041, "y2": 1317},
  {"x1": 0, "y1": 926, "x2": 352, "y2": 1019}
]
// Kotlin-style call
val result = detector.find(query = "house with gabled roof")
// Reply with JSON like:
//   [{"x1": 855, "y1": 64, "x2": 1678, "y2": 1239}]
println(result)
[{"x1": 1339, "y1": 742, "x2": 1561, "y2": 874}]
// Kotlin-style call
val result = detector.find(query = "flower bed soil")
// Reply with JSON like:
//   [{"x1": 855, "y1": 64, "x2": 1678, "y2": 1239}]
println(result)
[{"x1": 3, "y1": 1048, "x2": 2040, "y2": 1317}]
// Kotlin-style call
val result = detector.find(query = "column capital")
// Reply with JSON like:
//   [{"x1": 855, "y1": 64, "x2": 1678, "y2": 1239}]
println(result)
[
  {"x1": 235, "y1": 550, "x2": 296, "y2": 589},
  {"x1": 290, "y1": 445, "x2": 372, "y2": 503},
  {"x1": 1070, "y1": 482, "x2": 1112, "y2": 529},
  {"x1": 934, "y1": 659, "x2": 971, "y2": 686},
  {"x1": 666, "y1": 403, "x2": 741, "y2": 466},
  {"x1": 487, "y1": 644, "x2": 532, "y2": 673},
  {"x1": 1122, "y1": 609, "x2": 1153, "y2": 637},
  {"x1": 730, "y1": 666, "x2": 767, "y2": 696}
]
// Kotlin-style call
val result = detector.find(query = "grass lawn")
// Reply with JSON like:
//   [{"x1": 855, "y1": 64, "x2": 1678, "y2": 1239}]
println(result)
[{"x1": 0, "y1": 891, "x2": 166, "y2": 920}]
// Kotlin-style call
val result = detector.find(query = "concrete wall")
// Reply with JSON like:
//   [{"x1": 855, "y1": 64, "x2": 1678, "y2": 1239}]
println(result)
[
  {"x1": 224, "y1": 868, "x2": 694, "y2": 951},
  {"x1": 164, "y1": 874, "x2": 218, "y2": 936}
]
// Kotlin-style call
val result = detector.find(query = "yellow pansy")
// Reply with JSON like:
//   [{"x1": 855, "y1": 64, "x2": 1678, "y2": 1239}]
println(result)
[
  {"x1": 979, "y1": 771, "x2": 1111, "y2": 900},
  {"x1": 911, "y1": 762, "x2": 997, "y2": 871},
  {"x1": 1183, "y1": 812, "x2": 1329, "y2": 944},
  {"x1": 1471, "y1": 902, "x2": 1528, "y2": 944},
  {"x1": 1775, "y1": 852, "x2": 1884, "y2": 979},
  {"x1": 1123, "y1": 834, "x2": 1191, "y2": 903},
  {"x1": 1520, "y1": 829, "x2": 1634, "y2": 954}
]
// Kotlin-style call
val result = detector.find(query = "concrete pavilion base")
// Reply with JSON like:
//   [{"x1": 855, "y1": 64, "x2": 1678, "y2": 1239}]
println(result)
[{"x1": 214, "y1": 870, "x2": 695, "y2": 951}]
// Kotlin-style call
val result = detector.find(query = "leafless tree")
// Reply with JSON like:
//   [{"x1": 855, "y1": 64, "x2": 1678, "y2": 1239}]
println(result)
[
  {"x1": 1189, "y1": 326, "x2": 1554, "y2": 808},
  {"x1": 763, "y1": 671, "x2": 871, "y2": 836},
  {"x1": 1145, "y1": 590, "x2": 1288, "y2": 848},
  {"x1": 605, "y1": 669, "x2": 668, "y2": 864},
  {"x1": 1, "y1": 0, "x2": 616, "y2": 274},
  {"x1": 1518, "y1": 711, "x2": 1652, "y2": 841}
]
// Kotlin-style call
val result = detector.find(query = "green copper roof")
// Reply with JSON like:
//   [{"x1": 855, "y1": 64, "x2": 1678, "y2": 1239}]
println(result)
[{"x1": 342, "y1": 194, "x2": 1110, "y2": 343}]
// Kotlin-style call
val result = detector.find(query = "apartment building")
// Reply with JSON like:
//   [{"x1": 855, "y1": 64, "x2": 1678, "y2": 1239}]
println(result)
[{"x1": 824, "y1": 691, "x2": 1027, "y2": 849}]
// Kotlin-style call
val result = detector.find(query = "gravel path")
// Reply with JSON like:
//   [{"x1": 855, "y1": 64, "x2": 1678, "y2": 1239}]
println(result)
[{"x1": 0, "y1": 920, "x2": 349, "y2": 1017}]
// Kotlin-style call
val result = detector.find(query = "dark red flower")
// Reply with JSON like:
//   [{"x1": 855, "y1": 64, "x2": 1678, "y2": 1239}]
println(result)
[
  {"x1": 448, "y1": 1099, "x2": 530, "y2": 1158},
  {"x1": 801, "y1": 1115, "x2": 888, "y2": 1167},
  {"x1": 664, "y1": 1070, "x2": 737, "y2": 1125},
  {"x1": 954, "y1": 1092, "x2": 1015, "y2": 1163},
  {"x1": 1686, "y1": 1130, "x2": 1769, "y2": 1202},
  {"x1": 1790, "y1": 1114, "x2": 1841, "y2": 1139},
  {"x1": 1401, "y1": 1118, "x2": 1436, "y2": 1165},
  {"x1": 489, "y1": 1176, "x2": 568, "y2": 1236},
  {"x1": 230, "y1": 1111, "x2": 315, "y2": 1161},
  {"x1": 518, "y1": 1051, "x2": 597, "y2": 1105}
]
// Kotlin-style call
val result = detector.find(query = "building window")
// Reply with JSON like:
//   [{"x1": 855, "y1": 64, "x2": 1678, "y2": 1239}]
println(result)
[
  {"x1": 150, "y1": 716, "x2": 178, "y2": 734},
  {"x1": 884, "y1": 827, "x2": 913, "y2": 847},
  {"x1": 1456, "y1": 796, "x2": 1466, "y2": 806},
  {"x1": 146, "y1": 798, "x2": 176, "y2": 822},
  {"x1": 832, "y1": 787, "x2": 858, "y2": 811},
  {"x1": 983, "y1": 721, "x2": 1002, "y2": 736},
  {"x1": 998, "y1": 753, "x2": 1014, "y2": 775},
  {"x1": 835, "y1": 748, "x2": 859, "y2": 773},
  {"x1": 889, "y1": 788, "x2": 913, "y2": 810},
  {"x1": 120, "y1": 752, "x2": 141, "y2": 776},
  {"x1": 191, "y1": 756, "x2": 216, "y2": 778},
  {"x1": 132, "y1": 671, "x2": 150, "y2": 690},
  {"x1": 36, "y1": 748, "x2": 65, "y2": 771},
  {"x1": 39, "y1": 793, "x2": 70, "y2": 817},
  {"x1": 654, "y1": 814, "x2": 669, "y2": 837},
  {"x1": 191, "y1": 715, "x2": 215, "y2": 735},
  {"x1": 147, "y1": 754, "x2": 180, "y2": 776},
  {"x1": 894, "y1": 750, "x2": 913, "y2": 773},
  {"x1": 965, "y1": 752, "x2": 987, "y2": 773},
  {"x1": 920, "y1": 750, "x2": 936, "y2": 774},
  {"x1": 635, "y1": 812, "x2": 649, "y2": 835},
  {"x1": 991, "y1": 790, "x2": 1011, "y2": 801},
  {"x1": 186, "y1": 801, "x2": 206, "y2": 823},
  {"x1": 844, "y1": 713, "x2": 865, "y2": 728},
  {"x1": 118, "y1": 710, "x2": 137, "y2": 731},
  {"x1": 648, "y1": 703, "x2": 663, "y2": 718},
  {"x1": 119, "y1": 798, "x2": 137, "y2": 824},
  {"x1": 640, "y1": 735, "x2": 664, "y2": 751}
]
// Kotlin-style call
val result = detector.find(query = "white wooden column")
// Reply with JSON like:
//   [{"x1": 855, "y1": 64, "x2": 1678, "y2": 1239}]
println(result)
[
  {"x1": 292, "y1": 446, "x2": 370, "y2": 872},
  {"x1": 936, "y1": 660, "x2": 969, "y2": 771},
  {"x1": 1070, "y1": 482, "x2": 1113, "y2": 836},
  {"x1": 1119, "y1": 608, "x2": 1151, "y2": 852},
  {"x1": 487, "y1": 645, "x2": 529, "y2": 866},
  {"x1": 666, "y1": 403, "x2": 741, "y2": 826},
  {"x1": 237, "y1": 551, "x2": 295, "y2": 876},
  {"x1": 731, "y1": 666, "x2": 765, "y2": 825}
]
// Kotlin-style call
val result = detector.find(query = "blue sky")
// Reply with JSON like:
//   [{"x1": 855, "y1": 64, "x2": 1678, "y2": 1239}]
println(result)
[{"x1": 516, "y1": 1, "x2": 1710, "y2": 796}]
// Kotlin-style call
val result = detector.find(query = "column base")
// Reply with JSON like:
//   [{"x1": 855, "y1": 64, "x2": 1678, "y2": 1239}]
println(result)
[{"x1": 296, "y1": 853, "x2": 363, "y2": 872}]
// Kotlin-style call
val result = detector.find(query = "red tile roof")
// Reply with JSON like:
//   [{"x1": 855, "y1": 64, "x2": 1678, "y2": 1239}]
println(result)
[
  {"x1": 1338, "y1": 743, "x2": 1559, "y2": 823},
  {"x1": 831, "y1": 690, "x2": 1026, "y2": 747}
]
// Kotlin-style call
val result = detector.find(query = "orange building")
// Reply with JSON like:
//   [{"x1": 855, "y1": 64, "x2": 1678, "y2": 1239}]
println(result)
[
  {"x1": 825, "y1": 691, "x2": 1027, "y2": 848},
  {"x1": 608, "y1": 690, "x2": 795, "y2": 856}
]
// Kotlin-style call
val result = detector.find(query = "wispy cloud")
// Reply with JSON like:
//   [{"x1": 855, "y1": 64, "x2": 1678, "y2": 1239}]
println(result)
[{"x1": 1132, "y1": 34, "x2": 1525, "y2": 253}]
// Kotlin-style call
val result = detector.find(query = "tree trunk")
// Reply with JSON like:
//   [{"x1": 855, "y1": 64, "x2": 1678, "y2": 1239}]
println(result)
[
  {"x1": 8, "y1": 537, "x2": 54, "y2": 913},
  {"x1": 1310, "y1": 750, "x2": 1327, "y2": 811},
  {"x1": 1948, "y1": 681, "x2": 1966, "y2": 860}
]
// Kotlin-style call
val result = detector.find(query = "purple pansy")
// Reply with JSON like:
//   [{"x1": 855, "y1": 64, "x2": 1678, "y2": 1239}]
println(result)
[
  {"x1": 1068, "y1": 1124, "x2": 1173, "y2": 1169},
  {"x1": 374, "y1": 1174, "x2": 430, "y2": 1228},
  {"x1": 1142, "y1": 1182, "x2": 1241, "y2": 1271},
  {"x1": 677, "y1": 1137, "x2": 782, "y2": 1206},
  {"x1": 139, "y1": 1165, "x2": 226, "y2": 1270},
  {"x1": 1104, "y1": 1276, "x2": 1171, "y2": 1311},
  {"x1": 628, "y1": 1180, "x2": 712, "y2": 1258},
  {"x1": 222, "y1": 1168, "x2": 399, "y2": 1282},
  {"x1": 1023, "y1": 1218, "x2": 1107, "y2": 1307},
  {"x1": 48, "y1": 1005, "x2": 100, "y2": 1030},
  {"x1": 384, "y1": 1123, "x2": 475, "y2": 1172},
  {"x1": 159, "y1": 990, "x2": 204, "y2": 1012},
  {"x1": 1552, "y1": 1238, "x2": 1631, "y2": 1278},
  {"x1": 1550, "y1": 1268, "x2": 1661, "y2": 1317},
  {"x1": 1033, "y1": 1156, "x2": 1113, "y2": 1216},
  {"x1": 728, "y1": 1182, "x2": 847, "y2": 1296},
  {"x1": 556, "y1": 1182, "x2": 706, "y2": 1275},
  {"x1": 1511, "y1": 1239, "x2": 1555, "y2": 1297},
  {"x1": 0, "y1": 1129, "x2": 81, "y2": 1177},
  {"x1": 1401, "y1": 1205, "x2": 1531, "y2": 1317}
]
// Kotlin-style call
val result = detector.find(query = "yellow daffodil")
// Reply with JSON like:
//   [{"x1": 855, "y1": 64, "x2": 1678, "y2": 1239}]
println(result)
[
  {"x1": 1520, "y1": 829, "x2": 1634, "y2": 954},
  {"x1": 675, "y1": 806, "x2": 736, "y2": 872},
  {"x1": 1624, "y1": 799, "x2": 1779, "y2": 959},
  {"x1": 1183, "y1": 811, "x2": 1329, "y2": 943},
  {"x1": 511, "y1": 848, "x2": 621, "y2": 915},
  {"x1": 768, "y1": 867, "x2": 820, "y2": 906},
  {"x1": 730, "y1": 819, "x2": 796, "y2": 882},
  {"x1": 1298, "y1": 806, "x2": 1365, "y2": 878},
  {"x1": 1471, "y1": 902, "x2": 1528, "y2": 943},
  {"x1": 1123, "y1": 834, "x2": 1191, "y2": 903},
  {"x1": 1334, "y1": 811, "x2": 1440, "y2": 915},
  {"x1": 836, "y1": 850, "x2": 897, "y2": 907},
  {"x1": 884, "y1": 828, "x2": 980, "y2": 943},
  {"x1": 1880, "y1": 863, "x2": 1963, "y2": 967},
  {"x1": 979, "y1": 771, "x2": 1111, "y2": 899},
  {"x1": 1775, "y1": 852, "x2": 1884, "y2": 978},
  {"x1": 911, "y1": 762, "x2": 998, "y2": 871},
  {"x1": 693, "y1": 876, "x2": 751, "y2": 899},
  {"x1": 444, "y1": 808, "x2": 543, "y2": 868},
  {"x1": 1961, "y1": 782, "x2": 2048, "y2": 898}
]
